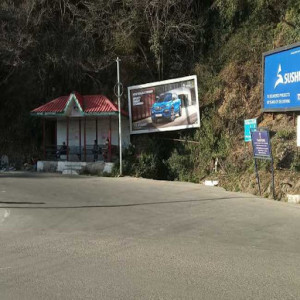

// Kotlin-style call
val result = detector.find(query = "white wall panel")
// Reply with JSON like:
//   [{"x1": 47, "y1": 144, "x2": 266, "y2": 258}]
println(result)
[{"x1": 56, "y1": 117, "x2": 130, "y2": 147}]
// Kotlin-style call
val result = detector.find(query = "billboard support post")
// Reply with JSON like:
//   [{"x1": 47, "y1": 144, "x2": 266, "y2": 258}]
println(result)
[{"x1": 116, "y1": 57, "x2": 122, "y2": 176}]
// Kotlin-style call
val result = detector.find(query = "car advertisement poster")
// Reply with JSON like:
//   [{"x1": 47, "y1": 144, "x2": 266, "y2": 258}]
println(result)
[
  {"x1": 263, "y1": 43, "x2": 300, "y2": 112},
  {"x1": 128, "y1": 75, "x2": 200, "y2": 134}
]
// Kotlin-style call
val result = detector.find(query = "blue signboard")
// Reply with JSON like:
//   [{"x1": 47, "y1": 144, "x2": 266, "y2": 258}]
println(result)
[
  {"x1": 244, "y1": 118, "x2": 257, "y2": 142},
  {"x1": 250, "y1": 128, "x2": 275, "y2": 199},
  {"x1": 251, "y1": 129, "x2": 271, "y2": 159},
  {"x1": 263, "y1": 43, "x2": 300, "y2": 111}
]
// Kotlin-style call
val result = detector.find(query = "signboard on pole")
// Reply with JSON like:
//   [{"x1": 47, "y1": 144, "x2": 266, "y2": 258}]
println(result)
[
  {"x1": 244, "y1": 118, "x2": 257, "y2": 142},
  {"x1": 262, "y1": 42, "x2": 300, "y2": 112},
  {"x1": 251, "y1": 129, "x2": 272, "y2": 159},
  {"x1": 250, "y1": 128, "x2": 275, "y2": 199},
  {"x1": 128, "y1": 75, "x2": 200, "y2": 134}
]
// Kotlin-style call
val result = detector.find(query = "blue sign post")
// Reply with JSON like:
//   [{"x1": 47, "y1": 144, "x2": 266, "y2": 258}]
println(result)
[
  {"x1": 244, "y1": 119, "x2": 257, "y2": 142},
  {"x1": 251, "y1": 130, "x2": 272, "y2": 159},
  {"x1": 263, "y1": 42, "x2": 300, "y2": 112},
  {"x1": 250, "y1": 128, "x2": 275, "y2": 199}
]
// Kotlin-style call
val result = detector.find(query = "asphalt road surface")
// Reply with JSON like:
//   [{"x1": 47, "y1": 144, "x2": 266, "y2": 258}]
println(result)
[{"x1": 1, "y1": 172, "x2": 300, "y2": 299}]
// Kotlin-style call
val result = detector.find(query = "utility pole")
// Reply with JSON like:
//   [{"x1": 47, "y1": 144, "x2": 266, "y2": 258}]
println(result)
[{"x1": 116, "y1": 57, "x2": 123, "y2": 176}]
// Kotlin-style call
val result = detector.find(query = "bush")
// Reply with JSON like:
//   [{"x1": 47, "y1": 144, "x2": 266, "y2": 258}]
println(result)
[
  {"x1": 135, "y1": 152, "x2": 162, "y2": 179},
  {"x1": 112, "y1": 143, "x2": 171, "y2": 180},
  {"x1": 167, "y1": 148, "x2": 195, "y2": 182},
  {"x1": 112, "y1": 144, "x2": 138, "y2": 176},
  {"x1": 291, "y1": 154, "x2": 300, "y2": 172},
  {"x1": 276, "y1": 129, "x2": 295, "y2": 140}
]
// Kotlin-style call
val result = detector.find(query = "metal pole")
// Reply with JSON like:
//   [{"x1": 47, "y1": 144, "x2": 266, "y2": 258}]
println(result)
[
  {"x1": 79, "y1": 119, "x2": 81, "y2": 161},
  {"x1": 95, "y1": 118, "x2": 98, "y2": 142},
  {"x1": 109, "y1": 116, "x2": 112, "y2": 162},
  {"x1": 116, "y1": 57, "x2": 123, "y2": 176},
  {"x1": 254, "y1": 158, "x2": 261, "y2": 196},
  {"x1": 84, "y1": 117, "x2": 87, "y2": 162},
  {"x1": 66, "y1": 117, "x2": 69, "y2": 161},
  {"x1": 42, "y1": 118, "x2": 46, "y2": 160},
  {"x1": 251, "y1": 129, "x2": 260, "y2": 196},
  {"x1": 270, "y1": 157, "x2": 276, "y2": 200}
]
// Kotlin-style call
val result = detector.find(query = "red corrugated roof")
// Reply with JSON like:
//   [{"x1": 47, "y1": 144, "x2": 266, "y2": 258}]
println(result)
[
  {"x1": 83, "y1": 95, "x2": 118, "y2": 113},
  {"x1": 32, "y1": 95, "x2": 69, "y2": 113},
  {"x1": 31, "y1": 92, "x2": 126, "y2": 115}
]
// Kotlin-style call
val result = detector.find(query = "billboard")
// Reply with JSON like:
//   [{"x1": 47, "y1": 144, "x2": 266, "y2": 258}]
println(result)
[
  {"x1": 128, "y1": 75, "x2": 200, "y2": 134},
  {"x1": 263, "y1": 42, "x2": 300, "y2": 112}
]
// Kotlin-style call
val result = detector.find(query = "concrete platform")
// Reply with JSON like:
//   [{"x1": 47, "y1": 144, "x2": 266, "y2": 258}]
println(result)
[{"x1": 37, "y1": 160, "x2": 114, "y2": 174}]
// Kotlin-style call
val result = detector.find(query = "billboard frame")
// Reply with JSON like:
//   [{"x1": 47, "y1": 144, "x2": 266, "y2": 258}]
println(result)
[
  {"x1": 262, "y1": 41, "x2": 300, "y2": 113},
  {"x1": 127, "y1": 75, "x2": 200, "y2": 135}
]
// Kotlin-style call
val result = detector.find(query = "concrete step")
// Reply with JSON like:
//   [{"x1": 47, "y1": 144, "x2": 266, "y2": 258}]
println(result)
[
  {"x1": 64, "y1": 164, "x2": 83, "y2": 170},
  {"x1": 62, "y1": 170, "x2": 79, "y2": 175}
]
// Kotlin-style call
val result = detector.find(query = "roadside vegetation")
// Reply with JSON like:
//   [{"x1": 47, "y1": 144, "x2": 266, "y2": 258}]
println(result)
[{"x1": 1, "y1": 0, "x2": 300, "y2": 199}]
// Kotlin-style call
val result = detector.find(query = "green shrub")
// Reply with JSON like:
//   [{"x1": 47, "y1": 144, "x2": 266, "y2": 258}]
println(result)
[
  {"x1": 112, "y1": 144, "x2": 138, "y2": 176},
  {"x1": 135, "y1": 152, "x2": 165, "y2": 179},
  {"x1": 291, "y1": 154, "x2": 300, "y2": 171},
  {"x1": 276, "y1": 129, "x2": 295, "y2": 140},
  {"x1": 167, "y1": 148, "x2": 195, "y2": 182}
]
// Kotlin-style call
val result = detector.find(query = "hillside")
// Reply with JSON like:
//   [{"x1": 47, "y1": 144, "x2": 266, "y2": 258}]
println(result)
[{"x1": 0, "y1": 0, "x2": 299, "y2": 199}]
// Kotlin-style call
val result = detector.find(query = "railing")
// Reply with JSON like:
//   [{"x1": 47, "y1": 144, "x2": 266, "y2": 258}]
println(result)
[{"x1": 44, "y1": 145, "x2": 115, "y2": 162}]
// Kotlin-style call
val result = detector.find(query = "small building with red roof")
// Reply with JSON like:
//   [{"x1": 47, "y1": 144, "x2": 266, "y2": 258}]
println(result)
[{"x1": 31, "y1": 92, "x2": 130, "y2": 168}]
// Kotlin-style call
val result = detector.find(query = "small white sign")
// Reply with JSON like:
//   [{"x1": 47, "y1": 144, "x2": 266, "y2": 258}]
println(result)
[{"x1": 297, "y1": 115, "x2": 300, "y2": 147}]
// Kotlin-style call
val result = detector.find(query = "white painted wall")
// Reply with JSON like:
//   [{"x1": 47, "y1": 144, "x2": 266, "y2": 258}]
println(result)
[
  {"x1": 67, "y1": 98, "x2": 83, "y2": 117},
  {"x1": 56, "y1": 116, "x2": 130, "y2": 147},
  {"x1": 37, "y1": 160, "x2": 115, "y2": 174}
]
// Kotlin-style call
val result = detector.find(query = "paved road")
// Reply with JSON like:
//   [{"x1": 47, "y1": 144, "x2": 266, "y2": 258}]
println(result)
[{"x1": 0, "y1": 172, "x2": 300, "y2": 299}]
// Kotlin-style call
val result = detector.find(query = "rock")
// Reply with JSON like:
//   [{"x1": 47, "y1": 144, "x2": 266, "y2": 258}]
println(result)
[
  {"x1": 103, "y1": 163, "x2": 114, "y2": 174},
  {"x1": 287, "y1": 194, "x2": 300, "y2": 204},
  {"x1": 62, "y1": 170, "x2": 79, "y2": 175},
  {"x1": 204, "y1": 180, "x2": 219, "y2": 186}
]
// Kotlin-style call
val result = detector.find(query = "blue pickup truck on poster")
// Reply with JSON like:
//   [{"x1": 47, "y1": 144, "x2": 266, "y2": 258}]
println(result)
[
  {"x1": 151, "y1": 92, "x2": 182, "y2": 123},
  {"x1": 263, "y1": 43, "x2": 300, "y2": 112}
]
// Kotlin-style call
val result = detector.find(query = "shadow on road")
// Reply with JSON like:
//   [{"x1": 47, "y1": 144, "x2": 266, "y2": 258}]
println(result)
[
  {"x1": 0, "y1": 172, "x2": 57, "y2": 179},
  {"x1": 0, "y1": 201, "x2": 45, "y2": 205},
  {"x1": 0, "y1": 196, "x2": 254, "y2": 209}
]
